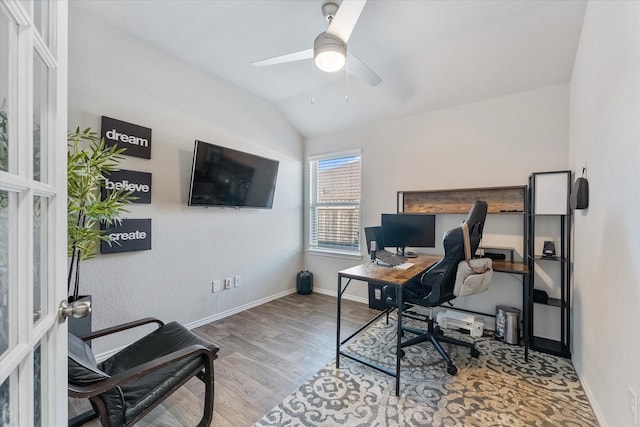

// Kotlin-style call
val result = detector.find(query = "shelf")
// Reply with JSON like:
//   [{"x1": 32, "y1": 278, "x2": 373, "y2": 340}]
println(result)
[
  {"x1": 527, "y1": 171, "x2": 572, "y2": 360},
  {"x1": 530, "y1": 336, "x2": 571, "y2": 358},
  {"x1": 399, "y1": 186, "x2": 526, "y2": 214},
  {"x1": 534, "y1": 297, "x2": 563, "y2": 307},
  {"x1": 532, "y1": 255, "x2": 569, "y2": 263}
]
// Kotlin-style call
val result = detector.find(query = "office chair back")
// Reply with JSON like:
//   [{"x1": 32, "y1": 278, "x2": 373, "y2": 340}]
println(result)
[
  {"x1": 416, "y1": 200, "x2": 488, "y2": 306},
  {"x1": 463, "y1": 199, "x2": 487, "y2": 255}
]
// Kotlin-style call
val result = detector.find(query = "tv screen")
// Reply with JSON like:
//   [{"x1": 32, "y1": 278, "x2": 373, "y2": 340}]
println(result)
[
  {"x1": 188, "y1": 140, "x2": 279, "y2": 208},
  {"x1": 381, "y1": 213, "x2": 436, "y2": 251}
]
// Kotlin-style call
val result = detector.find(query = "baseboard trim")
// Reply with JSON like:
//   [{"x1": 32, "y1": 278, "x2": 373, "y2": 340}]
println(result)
[
  {"x1": 572, "y1": 361, "x2": 608, "y2": 426},
  {"x1": 312, "y1": 287, "x2": 368, "y2": 305},
  {"x1": 185, "y1": 288, "x2": 298, "y2": 329},
  {"x1": 95, "y1": 288, "x2": 298, "y2": 362}
]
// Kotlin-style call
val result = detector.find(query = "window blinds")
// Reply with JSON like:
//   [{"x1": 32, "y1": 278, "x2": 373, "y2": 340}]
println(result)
[{"x1": 309, "y1": 154, "x2": 361, "y2": 252}]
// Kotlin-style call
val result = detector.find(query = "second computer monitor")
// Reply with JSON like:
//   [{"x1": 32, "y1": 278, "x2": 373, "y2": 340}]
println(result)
[{"x1": 381, "y1": 213, "x2": 436, "y2": 254}]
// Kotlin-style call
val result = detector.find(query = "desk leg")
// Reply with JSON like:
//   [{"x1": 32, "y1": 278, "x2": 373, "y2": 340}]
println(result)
[
  {"x1": 336, "y1": 274, "x2": 342, "y2": 369},
  {"x1": 523, "y1": 273, "x2": 530, "y2": 362},
  {"x1": 395, "y1": 284, "x2": 403, "y2": 396}
]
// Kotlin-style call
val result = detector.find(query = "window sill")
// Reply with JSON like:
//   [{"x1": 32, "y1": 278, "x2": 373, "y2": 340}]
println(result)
[{"x1": 306, "y1": 249, "x2": 363, "y2": 261}]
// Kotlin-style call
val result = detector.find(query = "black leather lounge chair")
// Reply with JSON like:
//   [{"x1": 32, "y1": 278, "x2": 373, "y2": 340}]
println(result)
[{"x1": 68, "y1": 318, "x2": 219, "y2": 427}]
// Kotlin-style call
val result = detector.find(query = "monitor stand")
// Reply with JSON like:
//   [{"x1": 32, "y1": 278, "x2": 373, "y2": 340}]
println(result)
[{"x1": 397, "y1": 247, "x2": 417, "y2": 258}]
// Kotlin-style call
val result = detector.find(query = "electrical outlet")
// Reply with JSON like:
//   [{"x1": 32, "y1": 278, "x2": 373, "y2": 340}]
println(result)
[
  {"x1": 212, "y1": 280, "x2": 222, "y2": 293},
  {"x1": 234, "y1": 275, "x2": 241, "y2": 287},
  {"x1": 630, "y1": 387, "x2": 638, "y2": 425},
  {"x1": 224, "y1": 277, "x2": 232, "y2": 289}
]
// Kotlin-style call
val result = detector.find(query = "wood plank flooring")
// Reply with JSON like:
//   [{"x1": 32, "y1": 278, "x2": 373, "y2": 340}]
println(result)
[{"x1": 68, "y1": 292, "x2": 380, "y2": 426}]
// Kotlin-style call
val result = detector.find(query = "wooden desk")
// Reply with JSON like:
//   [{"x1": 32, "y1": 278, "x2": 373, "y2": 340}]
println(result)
[
  {"x1": 336, "y1": 255, "x2": 439, "y2": 396},
  {"x1": 337, "y1": 255, "x2": 531, "y2": 395}
]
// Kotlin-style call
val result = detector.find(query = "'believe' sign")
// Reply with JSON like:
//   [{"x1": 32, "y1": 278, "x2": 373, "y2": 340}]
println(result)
[
  {"x1": 101, "y1": 170, "x2": 152, "y2": 204},
  {"x1": 101, "y1": 116, "x2": 152, "y2": 159},
  {"x1": 101, "y1": 219, "x2": 152, "y2": 254}
]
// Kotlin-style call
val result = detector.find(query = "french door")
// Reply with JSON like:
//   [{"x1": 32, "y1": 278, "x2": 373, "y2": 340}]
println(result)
[{"x1": 0, "y1": 0, "x2": 68, "y2": 425}]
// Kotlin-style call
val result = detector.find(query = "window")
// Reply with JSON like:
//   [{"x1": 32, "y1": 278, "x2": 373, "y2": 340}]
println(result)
[{"x1": 308, "y1": 151, "x2": 361, "y2": 254}]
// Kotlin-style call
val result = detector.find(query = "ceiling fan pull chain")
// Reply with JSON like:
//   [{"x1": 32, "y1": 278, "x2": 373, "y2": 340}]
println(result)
[
  {"x1": 345, "y1": 57, "x2": 350, "y2": 103},
  {"x1": 311, "y1": 59, "x2": 316, "y2": 105}
]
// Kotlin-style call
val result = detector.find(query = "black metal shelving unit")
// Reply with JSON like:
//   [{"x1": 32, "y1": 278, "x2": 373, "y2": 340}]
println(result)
[{"x1": 527, "y1": 171, "x2": 571, "y2": 358}]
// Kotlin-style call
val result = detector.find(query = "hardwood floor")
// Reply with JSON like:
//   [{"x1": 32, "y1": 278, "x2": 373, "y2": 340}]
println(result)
[{"x1": 68, "y1": 292, "x2": 380, "y2": 426}]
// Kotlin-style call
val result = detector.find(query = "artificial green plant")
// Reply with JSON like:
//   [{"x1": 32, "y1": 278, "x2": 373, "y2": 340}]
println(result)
[{"x1": 67, "y1": 127, "x2": 133, "y2": 300}]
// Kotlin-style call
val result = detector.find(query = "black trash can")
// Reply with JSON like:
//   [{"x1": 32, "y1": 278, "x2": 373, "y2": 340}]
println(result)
[{"x1": 296, "y1": 271, "x2": 313, "y2": 295}]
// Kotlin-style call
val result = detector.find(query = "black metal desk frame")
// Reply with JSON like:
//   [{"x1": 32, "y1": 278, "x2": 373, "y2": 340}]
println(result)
[
  {"x1": 336, "y1": 256, "x2": 439, "y2": 396},
  {"x1": 336, "y1": 256, "x2": 530, "y2": 396}
]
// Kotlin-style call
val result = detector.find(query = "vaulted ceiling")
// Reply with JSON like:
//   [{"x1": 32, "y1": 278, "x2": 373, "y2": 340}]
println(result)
[{"x1": 73, "y1": 0, "x2": 587, "y2": 137}]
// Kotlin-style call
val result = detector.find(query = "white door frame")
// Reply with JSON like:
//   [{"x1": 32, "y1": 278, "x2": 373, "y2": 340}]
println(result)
[{"x1": 0, "y1": 0, "x2": 68, "y2": 425}]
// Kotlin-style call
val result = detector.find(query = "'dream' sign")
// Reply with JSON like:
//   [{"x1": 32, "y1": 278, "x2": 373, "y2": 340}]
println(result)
[
  {"x1": 100, "y1": 219, "x2": 152, "y2": 254},
  {"x1": 101, "y1": 170, "x2": 152, "y2": 204},
  {"x1": 101, "y1": 116, "x2": 152, "y2": 159}
]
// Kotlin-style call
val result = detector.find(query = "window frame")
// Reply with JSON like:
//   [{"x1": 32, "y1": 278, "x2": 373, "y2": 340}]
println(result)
[{"x1": 306, "y1": 149, "x2": 362, "y2": 259}]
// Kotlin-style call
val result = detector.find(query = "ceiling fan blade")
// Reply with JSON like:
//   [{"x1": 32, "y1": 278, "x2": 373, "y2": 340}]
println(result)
[
  {"x1": 326, "y1": 0, "x2": 367, "y2": 43},
  {"x1": 347, "y1": 51, "x2": 381, "y2": 87},
  {"x1": 251, "y1": 48, "x2": 313, "y2": 67}
]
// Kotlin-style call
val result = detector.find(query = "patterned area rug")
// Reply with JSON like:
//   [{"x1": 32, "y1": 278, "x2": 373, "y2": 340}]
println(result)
[{"x1": 255, "y1": 314, "x2": 598, "y2": 426}]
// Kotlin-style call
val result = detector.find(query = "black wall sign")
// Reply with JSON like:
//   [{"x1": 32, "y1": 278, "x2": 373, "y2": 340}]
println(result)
[
  {"x1": 101, "y1": 116, "x2": 152, "y2": 159},
  {"x1": 101, "y1": 169, "x2": 152, "y2": 204},
  {"x1": 101, "y1": 219, "x2": 152, "y2": 254}
]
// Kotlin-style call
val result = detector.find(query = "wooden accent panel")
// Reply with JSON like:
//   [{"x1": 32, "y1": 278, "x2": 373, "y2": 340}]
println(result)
[{"x1": 400, "y1": 186, "x2": 526, "y2": 214}]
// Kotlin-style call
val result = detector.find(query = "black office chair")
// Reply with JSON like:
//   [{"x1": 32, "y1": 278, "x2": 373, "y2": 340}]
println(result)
[
  {"x1": 385, "y1": 200, "x2": 489, "y2": 375},
  {"x1": 68, "y1": 318, "x2": 219, "y2": 427}
]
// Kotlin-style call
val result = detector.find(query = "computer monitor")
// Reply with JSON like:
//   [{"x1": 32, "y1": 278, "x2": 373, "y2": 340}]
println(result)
[
  {"x1": 364, "y1": 226, "x2": 385, "y2": 254},
  {"x1": 381, "y1": 213, "x2": 436, "y2": 255}
]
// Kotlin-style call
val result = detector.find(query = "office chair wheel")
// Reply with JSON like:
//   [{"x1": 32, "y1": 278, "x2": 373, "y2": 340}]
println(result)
[
  {"x1": 447, "y1": 364, "x2": 458, "y2": 375},
  {"x1": 471, "y1": 348, "x2": 480, "y2": 358}
]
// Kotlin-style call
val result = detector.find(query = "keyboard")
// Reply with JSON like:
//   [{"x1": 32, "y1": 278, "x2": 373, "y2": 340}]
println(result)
[{"x1": 375, "y1": 250, "x2": 407, "y2": 266}]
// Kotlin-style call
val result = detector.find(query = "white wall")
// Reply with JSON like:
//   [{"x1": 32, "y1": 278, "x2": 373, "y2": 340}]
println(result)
[
  {"x1": 68, "y1": 6, "x2": 303, "y2": 352},
  {"x1": 305, "y1": 84, "x2": 570, "y2": 331},
  {"x1": 569, "y1": 2, "x2": 640, "y2": 426}
]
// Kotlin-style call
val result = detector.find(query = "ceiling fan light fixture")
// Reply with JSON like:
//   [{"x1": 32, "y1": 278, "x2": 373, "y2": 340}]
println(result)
[{"x1": 314, "y1": 32, "x2": 346, "y2": 72}]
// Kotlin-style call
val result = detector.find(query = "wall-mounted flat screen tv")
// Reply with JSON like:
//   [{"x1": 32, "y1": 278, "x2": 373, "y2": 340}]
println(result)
[{"x1": 188, "y1": 140, "x2": 279, "y2": 209}]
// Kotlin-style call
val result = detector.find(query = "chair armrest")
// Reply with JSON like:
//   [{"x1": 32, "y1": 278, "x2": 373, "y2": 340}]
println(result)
[
  {"x1": 77, "y1": 317, "x2": 165, "y2": 342},
  {"x1": 68, "y1": 343, "x2": 216, "y2": 398}
]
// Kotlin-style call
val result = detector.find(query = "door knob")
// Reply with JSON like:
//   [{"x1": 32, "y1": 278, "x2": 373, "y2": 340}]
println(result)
[{"x1": 58, "y1": 299, "x2": 91, "y2": 323}]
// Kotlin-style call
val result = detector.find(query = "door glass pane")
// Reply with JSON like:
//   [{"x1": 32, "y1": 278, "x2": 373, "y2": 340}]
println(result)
[
  {"x1": 0, "y1": 190, "x2": 10, "y2": 354},
  {"x1": 0, "y1": 375, "x2": 10, "y2": 425},
  {"x1": 33, "y1": 0, "x2": 50, "y2": 47},
  {"x1": 0, "y1": 8, "x2": 15, "y2": 173},
  {"x1": 33, "y1": 341, "x2": 42, "y2": 427},
  {"x1": 33, "y1": 52, "x2": 48, "y2": 183},
  {"x1": 33, "y1": 196, "x2": 47, "y2": 324}
]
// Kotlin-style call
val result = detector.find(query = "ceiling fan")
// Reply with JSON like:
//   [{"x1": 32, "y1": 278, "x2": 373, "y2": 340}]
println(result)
[{"x1": 251, "y1": 0, "x2": 382, "y2": 87}]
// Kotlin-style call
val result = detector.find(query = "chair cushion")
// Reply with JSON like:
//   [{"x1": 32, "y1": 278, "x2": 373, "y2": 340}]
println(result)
[
  {"x1": 69, "y1": 333, "x2": 126, "y2": 426},
  {"x1": 68, "y1": 333, "x2": 109, "y2": 384},
  {"x1": 99, "y1": 322, "x2": 219, "y2": 425},
  {"x1": 454, "y1": 258, "x2": 493, "y2": 297}
]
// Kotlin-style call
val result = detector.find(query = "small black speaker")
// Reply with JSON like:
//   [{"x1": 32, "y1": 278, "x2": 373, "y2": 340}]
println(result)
[{"x1": 543, "y1": 241, "x2": 556, "y2": 257}]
